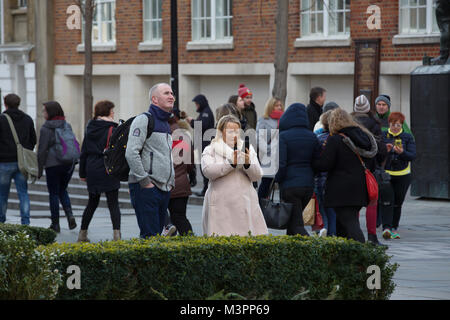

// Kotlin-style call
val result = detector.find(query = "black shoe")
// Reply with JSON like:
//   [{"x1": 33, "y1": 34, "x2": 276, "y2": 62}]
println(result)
[
  {"x1": 367, "y1": 234, "x2": 387, "y2": 247},
  {"x1": 49, "y1": 223, "x2": 60, "y2": 233},
  {"x1": 195, "y1": 190, "x2": 206, "y2": 197},
  {"x1": 63, "y1": 207, "x2": 77, "y2": 230}
]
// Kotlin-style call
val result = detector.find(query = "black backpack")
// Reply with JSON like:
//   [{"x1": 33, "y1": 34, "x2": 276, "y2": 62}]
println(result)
[{"x1": 104, "y1": 112, "x2": 154, "y2": 181}]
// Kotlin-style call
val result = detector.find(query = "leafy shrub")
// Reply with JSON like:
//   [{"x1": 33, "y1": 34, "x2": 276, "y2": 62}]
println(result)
[
  {"x1": 0, "y1": 230, "x2": 62, "y2": 299},
  {"x1": 0, "y1": 223, "x2": 56, "y2": 245},
  {"x1": 40, "y1": 235, "x2": 398, "y2": 300}
]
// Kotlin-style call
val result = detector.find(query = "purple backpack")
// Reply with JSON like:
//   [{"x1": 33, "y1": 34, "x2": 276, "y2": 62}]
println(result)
[{"x1": 54, "y1": 122, "x2": 80, "y2": 164}]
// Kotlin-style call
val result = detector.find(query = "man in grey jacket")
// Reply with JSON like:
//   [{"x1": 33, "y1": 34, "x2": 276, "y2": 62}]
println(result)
[{"x1": 126, "y1": 83, "x2": 176, "y2": 238}]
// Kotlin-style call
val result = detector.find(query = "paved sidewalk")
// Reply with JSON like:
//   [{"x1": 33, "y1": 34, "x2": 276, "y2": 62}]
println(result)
[{"x1": 3, "y1": 191, "x2": 450, "y2": 300}]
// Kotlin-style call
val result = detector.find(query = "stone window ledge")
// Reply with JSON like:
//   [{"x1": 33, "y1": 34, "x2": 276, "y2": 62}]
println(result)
[
  {"x1": 294, "y1": 36, "x2": 351, "y2": 48},
  {"x1": 138, "y1": 41, "x2": 163, "y2": 51},
  {"x1": 392, "y1": 34, "x2": 440, "y2": 45},
  {"x1": 186, "y1": 38, "x2": 234, "y2": 51},
  {"x1": 77, "y1": 43, "x2": 116, "y2": 53}
]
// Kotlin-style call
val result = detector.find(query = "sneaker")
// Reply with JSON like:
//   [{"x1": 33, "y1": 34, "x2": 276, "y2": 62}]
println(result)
[
  {"x1": 161, "y1": 224, "x2": 177, "y2": 237},
  {"x1": 319, "y1": 228, "x2": 327, "y2": 237},
  {"x1": 382, "y1": 229, "x2": 392, "y2": 240},
  {"x1": 391, "y1": 230, "x2": 400, "y2": 239}
]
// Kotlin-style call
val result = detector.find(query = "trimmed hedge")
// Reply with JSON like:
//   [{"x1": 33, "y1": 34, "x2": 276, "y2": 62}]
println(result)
[
  {"x1": 40, "y1": 235, "x2": 398, "y2": 300},
  {"x1": 0, "y1": 223, "x2": 56, "y2": 245}
]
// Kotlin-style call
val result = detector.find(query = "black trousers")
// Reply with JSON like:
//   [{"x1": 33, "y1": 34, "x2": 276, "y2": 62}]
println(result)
[
  {"x1": 281, "y1": 187, "x2": 312, "y2": 236},
  {"x1": 81, "y1": 190, "x2": 121, "y2": 230},
  {"x1": 168, "y1": 197, "x2": 193, "y2": 235},
  {"x1": 335, "y1": 206, "x2": 365, "y2": 243}
]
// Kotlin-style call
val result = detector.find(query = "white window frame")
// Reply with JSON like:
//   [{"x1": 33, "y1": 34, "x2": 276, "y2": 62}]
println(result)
[
  {"x1": 18, "y1": 0, "x2": 27, "y2": 8},
  {"x1": 78, "y1": 0, "x2": 117, "y2": 52},
  {"x1": 393, "y1": 0, "x2": 440, "y2": 45},
  {"x1": 295, "y1": 0, "x2": 351, "y2": 48},
  {"x1": 187, "y1": 0, "x2": 233, "y2": 51},
  {"x1": 139, "y1": 0, "x2": 163, "y2": 51}
]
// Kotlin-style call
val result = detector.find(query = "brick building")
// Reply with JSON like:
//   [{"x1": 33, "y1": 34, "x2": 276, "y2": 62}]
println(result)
[{"x1": 2, "y1": 0, "x2": 442, "y2": 140}]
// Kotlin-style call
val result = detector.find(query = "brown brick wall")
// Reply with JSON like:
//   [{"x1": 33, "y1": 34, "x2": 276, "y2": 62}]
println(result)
[{"x1": 54, "y1": 0, "x2": 440, "y2": 65}]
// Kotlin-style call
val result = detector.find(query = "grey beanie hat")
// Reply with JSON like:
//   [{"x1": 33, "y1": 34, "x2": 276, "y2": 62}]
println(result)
[
  {"x1": 375, "y1": 95, "x2": 391, "y2": 109},
  {"x1": 354, "y1": 95, "x2": 371, "y2": 113},
  {"x1": 323, "y1": 101, "x2": 339, "y2": 113}
]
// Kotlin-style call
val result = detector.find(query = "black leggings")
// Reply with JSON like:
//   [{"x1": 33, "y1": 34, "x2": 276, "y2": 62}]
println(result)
[
  {"x1": 81, "y1": 190, "x2": 121, "y2": 230},
  {"x1": 168, "y1": 197, "x2": 193, "y2": 235},
  {"x1": 380, "y1": 174, "x2": 411, "y2": 230},
  {"x1": 281, "y1": 187, "x2": 312, "y2": 236},
  {"x1": 335, "y1": 206, "x2": 365, "y2": 243}
]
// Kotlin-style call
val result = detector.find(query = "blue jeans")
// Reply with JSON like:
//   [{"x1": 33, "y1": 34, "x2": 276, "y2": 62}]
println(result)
[
  {"x1": 129, "y1": 183, "x2": 171, "y2": 238},
  {"x1": 45, "y1": 165, "x2": 74, "y2": 222},
  {"x1": 315, "y1": 181, "x2": 336, "y2": 236},
  {"x1": 0, "y1": 162, "x2": 30, "y2": 225}
]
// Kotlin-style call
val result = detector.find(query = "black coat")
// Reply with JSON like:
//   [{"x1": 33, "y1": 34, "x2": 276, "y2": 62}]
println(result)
[
  {"x1": 79, "y1": 119, "x2": 120, "y2": 194},
  {"x1": 0, "y1": 109, "x2": 36, "y2": 163},
  {"x1": 306, "y1": 100, "x2": 323, "y2": 131},
  {"x1": 312, "y1": 126, "x2": 373, "y2": 208},
  {"x1": 191, "y1": 94, "x2": 215, "y2": 151}
]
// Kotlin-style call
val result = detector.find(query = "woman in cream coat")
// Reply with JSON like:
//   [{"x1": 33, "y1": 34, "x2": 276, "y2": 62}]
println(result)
[{"x1": 201, "y1": 115, "x2": 268, "y2": 236}]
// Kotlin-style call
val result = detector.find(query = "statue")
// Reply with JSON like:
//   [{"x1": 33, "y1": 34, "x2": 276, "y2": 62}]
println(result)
[{"x1": 431, "y1": 0, "x2": 450, "y2": 65}]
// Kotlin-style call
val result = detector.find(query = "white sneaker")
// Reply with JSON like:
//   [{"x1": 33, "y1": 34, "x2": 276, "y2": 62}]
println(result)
[
  {"x1": 319, "y1": 228, "x2": 327, "y2": 237},
  {"x1": 161, "y1": 224, "x2": 177, "y2": 237}
]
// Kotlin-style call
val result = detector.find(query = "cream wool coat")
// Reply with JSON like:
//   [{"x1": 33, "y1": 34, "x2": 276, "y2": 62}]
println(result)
[{"x1": 201, "y1": 138, "x2": 269, "y2": 236}]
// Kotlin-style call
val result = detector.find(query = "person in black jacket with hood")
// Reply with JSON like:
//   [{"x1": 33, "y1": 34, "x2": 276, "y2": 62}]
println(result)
[
  {"x1": 0, "y1": 94, "x2": 36, "y2": 226},
  {"x1": 312, "y1": 108, "x2": 378, "y2": 243},
  {"x1": 306, "y1": 87, "x2": 327, "y2": 131},
  {"x1": 186, "y1": 94, "x2": 215, "y2": 196},
  {"x1": 78, "y1": 100, "x2": 122, "y2": 242}
]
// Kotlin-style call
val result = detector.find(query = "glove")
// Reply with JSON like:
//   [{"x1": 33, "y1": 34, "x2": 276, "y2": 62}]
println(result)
[{"x1": 188, "y1": 170, "x2": 197, "y2": 187}]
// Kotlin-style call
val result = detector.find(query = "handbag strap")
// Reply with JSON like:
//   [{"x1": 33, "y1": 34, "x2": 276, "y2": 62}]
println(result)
[
  {"x1": 3, "y1": 114, "x2": 21, "y2": 146},
  {"x1": 105, "y1": 126, "x2": 114, "y2": 150},
  {"x1": 339, "y1": 133, "x2": 367, "y2": 170}
]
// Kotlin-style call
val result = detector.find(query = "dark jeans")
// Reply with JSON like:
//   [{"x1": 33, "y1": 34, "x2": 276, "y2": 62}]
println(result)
[
  {"x1": 81, "y1": 190, "x2": 121, "y2": 230},
  {"x1": 129, "y1": 183, "x2": 171, "y2": 238},
  {"x1": 281, "y1": 187, "x2": 313, "y2": 236},
  {"x1": 335, "y1": 206, "x2": 365, "y2": 243},
  {"x1": 382, "y1": 174, "x2": 411, "y2": 230},
  {"x1": 45, "y1": 165, "x2": 74, "y2": 223},
  {"x1": 315, "y1": 182, "x2": 337, "y2": 236},
  {"x1": 258, "y1": 177, "x2": 274, "y2": 199},
  {"x1": 168, "y1": 197, "x2": 193, "y2": 235}
]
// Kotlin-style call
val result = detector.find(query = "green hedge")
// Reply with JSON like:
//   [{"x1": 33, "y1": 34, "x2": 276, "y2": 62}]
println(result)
[
  {"x1": 0, "y1": 230, "x2": 62, "y2": 299},
  {"x1": 40, "y1": 235, "x2": 398, "y2": 300},
  {"x1": 0, "y1": 223, "x2": 56, "y2": 245}
]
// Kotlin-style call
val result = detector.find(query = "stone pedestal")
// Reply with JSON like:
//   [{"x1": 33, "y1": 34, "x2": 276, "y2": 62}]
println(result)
[{"x1": 410, "y1": 65, "x2": 450, "y2": 199}]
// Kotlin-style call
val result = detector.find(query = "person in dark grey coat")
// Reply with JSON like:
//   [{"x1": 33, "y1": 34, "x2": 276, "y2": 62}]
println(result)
[
  {"x1": 37, "y1": 101, "x2": 77, "y2": 232},
  {"x1": 78, "y1": 100, "x2": 121, "y2": 242}
]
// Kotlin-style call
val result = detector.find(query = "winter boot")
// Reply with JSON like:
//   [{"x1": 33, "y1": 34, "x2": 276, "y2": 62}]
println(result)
[
  {"x1": 77, "y1": 230, "x2": 90, "y2": 242},
  {"x1": 113, "y1": 230, "x2": 121, "y2": 241},
  {"x1": 63, "y1": 207, "x2": 77, "y2": 230},
  {"x1": 49, "y1": 222, "x2": 60, "y2": 233},
  {"x1": 368, "y1": 233, "x2": 387, "y2": 247}
]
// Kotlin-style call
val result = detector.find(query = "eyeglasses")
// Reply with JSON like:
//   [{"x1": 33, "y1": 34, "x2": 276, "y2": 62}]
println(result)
[{"x1": 390, "y1": 123, "x2": 402, "y2": 128}]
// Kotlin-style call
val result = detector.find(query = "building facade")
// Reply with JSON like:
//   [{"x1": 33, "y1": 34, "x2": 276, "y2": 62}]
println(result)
[{"x1": 5, "y1": 0, "x2": 441, "y2": 141}]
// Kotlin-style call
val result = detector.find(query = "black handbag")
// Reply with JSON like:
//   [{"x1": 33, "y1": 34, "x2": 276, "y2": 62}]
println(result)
[{"x1": 259, "y1": 181, "x2": 293, "y2": 230}]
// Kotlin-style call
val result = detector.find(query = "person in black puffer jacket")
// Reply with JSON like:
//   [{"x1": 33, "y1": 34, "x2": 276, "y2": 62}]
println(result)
[
  {"x1": 352, "y1": 95, "x2": 388, "y2": 246},
  {"x1": 78, "y1": 100, "x2": 122, "y2": 242},
  {"x1": 312, "y1": 108, "x2": 377, "y2": 244}
]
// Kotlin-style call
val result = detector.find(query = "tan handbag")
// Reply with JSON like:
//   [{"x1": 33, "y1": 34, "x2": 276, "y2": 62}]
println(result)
[
  {"x1": 3, "y1": 113, "x2": 38, "y2": 182},
  {"x1": 302, "y1": 195, "x2": 316, "y2": 226}
]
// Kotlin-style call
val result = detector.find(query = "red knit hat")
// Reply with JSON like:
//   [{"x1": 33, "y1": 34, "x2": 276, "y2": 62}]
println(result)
[{"x1": 238, "y1": 84, "x2": 252, "y2": 99}]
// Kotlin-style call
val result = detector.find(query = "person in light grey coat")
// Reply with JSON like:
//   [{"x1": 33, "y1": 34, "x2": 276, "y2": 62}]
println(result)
[
  {"x1": 125, "y1": 83, "x2": 176, "y2": 238},
  {"x1": 256, "y1": 97, "x2": 284, "y2": 199}
]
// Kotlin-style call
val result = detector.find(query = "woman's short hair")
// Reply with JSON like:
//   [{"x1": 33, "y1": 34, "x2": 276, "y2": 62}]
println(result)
[
  {"x1": 94, "y1": 100, "x2": 115, "y2": 119},
  {"x1": 263, "y1": 97, "x2": 284, "y2": 119},
  {"x1": 388, "y1": 112, "x2": 405, "y2": 124},
  {"x1": 43, "y1": 101, "x2": 64, "y2": 119}
]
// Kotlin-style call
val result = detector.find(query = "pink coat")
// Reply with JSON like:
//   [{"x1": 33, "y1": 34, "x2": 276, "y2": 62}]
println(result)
[{"x1": 201, "y1": 138, "x2": 269, "y2": 236}]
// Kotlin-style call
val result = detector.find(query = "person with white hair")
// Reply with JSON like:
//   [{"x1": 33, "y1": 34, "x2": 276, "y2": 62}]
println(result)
[{"x1": 125, "y1": 83, "x2": 176, "y2": 238}]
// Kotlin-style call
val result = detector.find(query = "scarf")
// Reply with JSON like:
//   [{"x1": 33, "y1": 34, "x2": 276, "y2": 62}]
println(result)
[
  {"x1": 269, "y1": 110, "x2": 284, "y2": 127},
  {"x1": 51, "y1": 116, "x2": 65, "y2": 121},
  {"x1": 388, "y1": 128, "x2": 403, "y2": 137}
]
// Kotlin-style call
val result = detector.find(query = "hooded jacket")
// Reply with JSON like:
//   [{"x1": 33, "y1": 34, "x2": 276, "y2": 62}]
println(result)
[
  {"x1": 312, "y1": 126, "x2": 375, "y2": 208},
  {"x1": 0, "y1": 108, "x2": 36, "y2": 163},
  {"x1": 125, "y1": 104, "x2": 175, "y2": 192},
  {"x1": 190, "y1": 94, "x2": 215, "y2": 151},
  {"x1": 37, "y1": 119, "x2": 73, "y2": 177},
  {"x1": 275, "y1": 103, "x2": 321, "y2": 190},
  {"x1": 79, "y1": 119, "x2": 120, "y2": 193}
]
